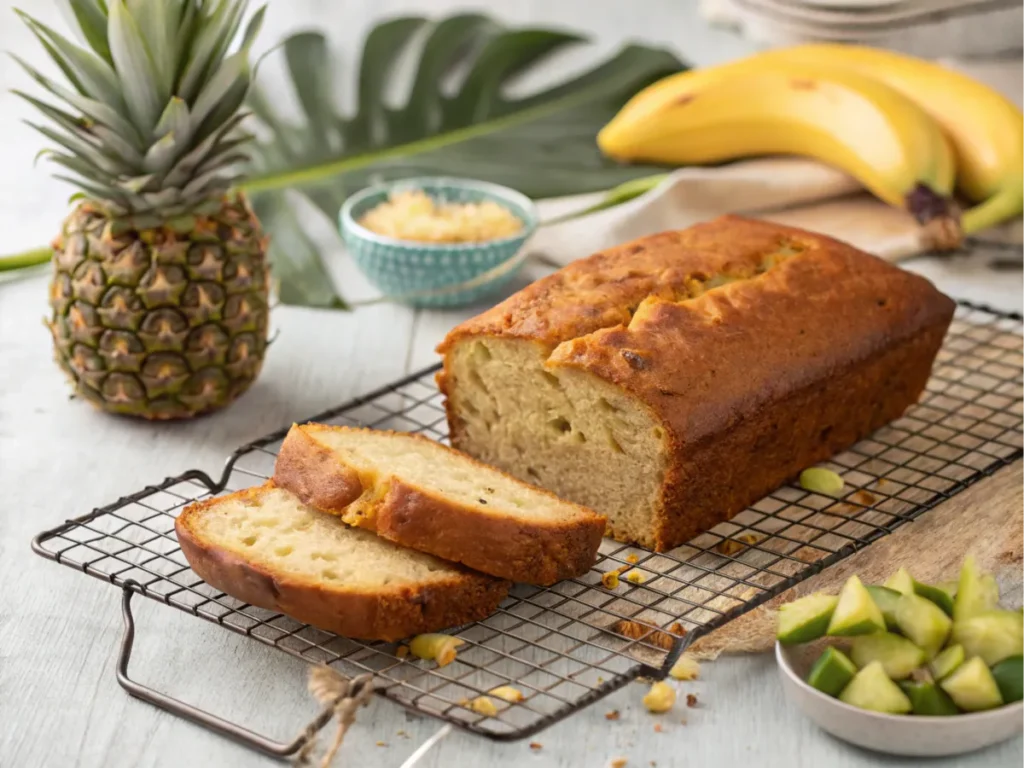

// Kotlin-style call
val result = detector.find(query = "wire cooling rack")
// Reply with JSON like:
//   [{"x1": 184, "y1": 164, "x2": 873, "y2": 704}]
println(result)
[{"x1": 32, "y1": 301, "x2": 1023, "y2": 749}]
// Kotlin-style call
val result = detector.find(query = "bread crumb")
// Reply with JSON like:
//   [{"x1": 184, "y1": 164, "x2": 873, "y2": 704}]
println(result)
[
  {"x1": 642, "y1": 681, "x2": 676, "y2": 713},
  {"x1": 715, "y1": 538, "x2": 744, "y2": 556},
  {"x1": 610, "y1": 759, "x2": 628, "y2": 768},
  {"x1": 653, "y1": 723, "x2": 663, "y2": 733},
  {"x1": 612, "y1": 619, "x2": 684, "y2": 650},
  {"x1": 529, "y1": 742, "x2": 543, "y2": 751},
  {"x1": 409, "y1": 633, "x2": 464, "y2": 666},
  {"x1": 625, "y1": 570, "x2": 645, "y2": 584},
  {"x1": 686, "y1": 693, "x2": 698, "y2": 708},
  {"x1": 605, "y1": 709, "x2": 620, "y2": 721},
  {"x1": 396, "y1": 729, "x2": 408, "y2": 738},
  {"x1": 716, "y1": 532, "x2": 760, "y2": 556},
  {"x1": 852, "y1": 489, "x2": 877, "y2": 505},
  {"x1": 489, "y1": 685, "x2": 524, "y2": 703},
  {"x1": 626, "y1": 553, "x2": 639, "y2": 564},
  {"x1": 598, "y1": 676, "x2": 605, "y2": 684},
  {"x1": 376, "y1": 741, "x2": 387, "y2": 747},
  {"x1": 669, "y1": 654, "x2": 700, "y2": 681},
  {"x1": 395, "y1": 645, "x2": 409, "y2": 659},
  {"x1": 602, "y1": 570, "x2": 621, "y2": 589},
  {"x1": 467, "y1": 696, "x2": 498, "y2": 716}
]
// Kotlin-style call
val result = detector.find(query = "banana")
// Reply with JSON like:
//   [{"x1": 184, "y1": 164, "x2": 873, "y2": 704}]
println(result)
[
  {"x1": 604, "y1": 44, "x2": 1023, "y2": 235},
  {"x1": 598, "y1": 63, "x2": 958, "y2": 239},
  {"x1": 762, "y1": 45, "x2": 1023, "y2": 235}
]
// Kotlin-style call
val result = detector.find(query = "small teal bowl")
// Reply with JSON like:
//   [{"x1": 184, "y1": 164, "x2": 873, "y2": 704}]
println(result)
[{"x1": 340, "y1": 177, "x2": 539, "y2": 308}]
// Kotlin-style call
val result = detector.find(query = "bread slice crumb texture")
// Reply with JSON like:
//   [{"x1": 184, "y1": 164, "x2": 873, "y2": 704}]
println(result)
[
  {"x1": 305, "y1": 425, "x2": 580, "y2": 523},
  {"x1": 192, "y1": 485, "x2": 463, "y2": 587}
]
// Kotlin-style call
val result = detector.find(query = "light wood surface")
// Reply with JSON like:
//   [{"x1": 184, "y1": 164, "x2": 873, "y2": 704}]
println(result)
[{"x1": 1, "y1": 2, "x2": 1022, "y2": 767}]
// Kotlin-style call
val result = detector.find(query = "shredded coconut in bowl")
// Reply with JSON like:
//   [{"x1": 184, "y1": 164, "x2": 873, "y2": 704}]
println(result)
[{"x1": 358, "y1": 189, "x2": 524, "y2": 244}]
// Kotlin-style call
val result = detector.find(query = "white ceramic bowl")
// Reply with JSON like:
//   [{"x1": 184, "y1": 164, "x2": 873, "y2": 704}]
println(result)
[{"x1": 777, "y1": 641, "x2": 1024, "y2": 756}]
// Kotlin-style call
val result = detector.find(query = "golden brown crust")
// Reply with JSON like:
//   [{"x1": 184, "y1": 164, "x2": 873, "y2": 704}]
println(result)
[
  {"x1": 273, "y1": 425, "x2": 364, "y2": 513},
  {"x1": 435, "y1": 217, "x2": 814, "y2": 355},
  {"x1": 273, "y1": 424, "x2": 606, "y2": 585},
  {"x1": 438, "y1": 216, "x2": 956, "y2": 551},
  {"x1": 175, "y1": 484, "x2": 510, "y2": 642}
]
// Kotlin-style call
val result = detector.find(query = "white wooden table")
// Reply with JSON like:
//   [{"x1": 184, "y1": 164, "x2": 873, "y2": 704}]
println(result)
[{"x1": 1, "y1": 2, "x2": 1021, "y2": 766}]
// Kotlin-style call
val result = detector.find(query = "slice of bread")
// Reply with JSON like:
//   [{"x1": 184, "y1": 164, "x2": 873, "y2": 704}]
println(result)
[
  {"x1": 176, "y1": 484, "x2": 510, "y2": 641},
  {"x1": 272, "y1": 424, "x2": 607, "y2": 585}
]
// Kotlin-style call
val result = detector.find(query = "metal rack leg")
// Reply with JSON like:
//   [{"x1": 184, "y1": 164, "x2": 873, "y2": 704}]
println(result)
[{"x1": 115, "y1": 582, "x2": 354, "y2": 760}]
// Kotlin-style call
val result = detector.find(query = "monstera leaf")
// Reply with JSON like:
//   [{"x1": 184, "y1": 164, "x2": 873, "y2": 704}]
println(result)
[{"x1": 245, "y1": 14, "x2": 684, "y2": 308}]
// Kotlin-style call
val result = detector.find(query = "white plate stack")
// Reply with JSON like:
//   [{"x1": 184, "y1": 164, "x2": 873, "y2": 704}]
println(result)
[{"x1": 702, "y1": 0, "x2": 1024, "y2": 58}]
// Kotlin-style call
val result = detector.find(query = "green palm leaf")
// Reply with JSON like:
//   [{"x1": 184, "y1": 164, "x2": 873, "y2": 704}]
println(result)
[{"x1": 244, "y1": 13, "x2": 683, "y2": 308}]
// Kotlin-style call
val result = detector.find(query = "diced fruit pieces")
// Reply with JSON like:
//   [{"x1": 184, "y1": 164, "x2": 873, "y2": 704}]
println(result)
[
  {"x1": 828, "y1": 575, "x2": 886, "y2": 637},
  {"x1": 899, "y1": 680, "x2": 960, "y2": 716},
  {"x1": 807, "y1": 647, "x2": 857, "y2": 697},
  {"x1": 886, "y1": 568, "x2": 956, "y2": 616},
  {"x1": 913, "y1": 580, "x2": 955, "y2": 617},
  {"x1": 884, "y1": 567, "x2": 916, "y2": 596},
  {"x1": 895, "y1": 593, "x2": 952, "y2": 658},
  {"x1": 940, "y1": 657, "x2": 1003, "y2": 712},
  {"x1": 865, "y1": 586, "x2": 902, "y2": 632},
  {"x1": 991, "y1": 656, "x2": 1024, "y2": 704},
  {"x1": 954, "y1": 555, "x2": 999, "y2": 621},
  {"x1": 929, "y1": 644, "x2": 965, "y2": 681},
  {"x1": 799, "y1": 467, "x2": 844, "y2": 496},
  {"x1": 839, "y1": 661, "x2": 913, "y2": 714},
  {"x1": 850, "y1": 632, "x2": 927, "y2": 680},
  {"x1": 777, "y1": 592, "x2": 839, "y2": 644},
  {"x1": 952, "y1": 610, "x2": 1024, "y2": 666},
  {"x1": 937, "y1": 580, "x2": 959, "y2": 598}
]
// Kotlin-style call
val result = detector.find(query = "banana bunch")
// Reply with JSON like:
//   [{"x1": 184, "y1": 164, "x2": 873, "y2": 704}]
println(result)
[{"x1": 598, "y1": 44, "x2": 1024, "y2": 244}]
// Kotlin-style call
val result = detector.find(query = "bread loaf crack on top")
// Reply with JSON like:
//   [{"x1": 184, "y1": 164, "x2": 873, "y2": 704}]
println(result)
[{"x1": 437, "y1": 216, "x2": 955, "y2": 552}]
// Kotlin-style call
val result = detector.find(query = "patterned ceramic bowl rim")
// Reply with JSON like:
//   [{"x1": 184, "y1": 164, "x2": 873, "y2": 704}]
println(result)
[{"x1": 339, "y1": 176, "x2": 539, "y2": 251}]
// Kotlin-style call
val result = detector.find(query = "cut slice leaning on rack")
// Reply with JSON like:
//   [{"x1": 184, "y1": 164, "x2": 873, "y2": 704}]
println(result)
[{"x1": 272, "y1": 423, "x2": 607, "y2": 585}]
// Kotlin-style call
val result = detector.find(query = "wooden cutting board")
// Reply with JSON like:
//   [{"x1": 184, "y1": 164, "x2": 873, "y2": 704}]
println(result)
[{"x1": 689, "y1": 461, "x2": 1023, "y2": 659}]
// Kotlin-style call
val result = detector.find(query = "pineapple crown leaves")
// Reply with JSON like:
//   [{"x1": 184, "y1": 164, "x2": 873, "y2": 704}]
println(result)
[{"x1": 12, "y1": 0, "x2": 266, "y2": 218}]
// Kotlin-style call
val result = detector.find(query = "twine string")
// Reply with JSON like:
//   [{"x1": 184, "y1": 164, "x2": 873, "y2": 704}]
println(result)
[{"x1": 293, "y1": 667, "x2": 375, "y2": 768}]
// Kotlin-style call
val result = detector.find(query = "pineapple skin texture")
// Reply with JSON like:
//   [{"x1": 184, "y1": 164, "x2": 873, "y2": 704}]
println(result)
[{"x1": 47, "y1": 193, "x2": 270, "y2": 420}]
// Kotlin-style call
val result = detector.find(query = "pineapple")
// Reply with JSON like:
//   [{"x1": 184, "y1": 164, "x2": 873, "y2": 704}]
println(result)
[{"x1": 15, "y1": 1, "x2": 269, "y2": 419}]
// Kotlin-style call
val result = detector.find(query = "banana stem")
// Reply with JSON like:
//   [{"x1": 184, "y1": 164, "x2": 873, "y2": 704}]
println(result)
[
  {"x1": 0, "y1": 246, "x2": 51, "y2": 272},
  {"x1": 961, "y1": 185, "x2": 1024, "y2": 235}
]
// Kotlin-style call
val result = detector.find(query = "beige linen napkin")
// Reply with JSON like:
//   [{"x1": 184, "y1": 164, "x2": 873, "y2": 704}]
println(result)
[{"x1": 531, "y1": 158, "x2": 934, "y2": 265}]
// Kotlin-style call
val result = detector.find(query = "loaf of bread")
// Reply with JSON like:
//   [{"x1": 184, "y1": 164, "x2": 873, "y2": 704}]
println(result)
[
  {"x1": 176, "y1": 484, "x2": 509, "y2": 641},
  {"x1": 437, "y1": 216, "x2": 956, "y2": 552},
  {"x1": 272, "y1": 424, "x2": 606, "y2": 585}
]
